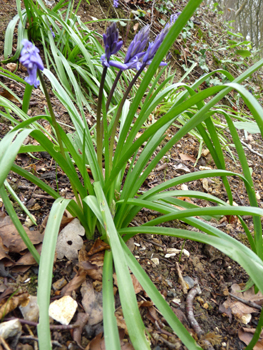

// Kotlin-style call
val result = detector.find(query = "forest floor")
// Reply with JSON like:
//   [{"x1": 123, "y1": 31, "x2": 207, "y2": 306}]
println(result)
[{"x1": 1, "y1": 0, "x2": 263, "y2": 349}]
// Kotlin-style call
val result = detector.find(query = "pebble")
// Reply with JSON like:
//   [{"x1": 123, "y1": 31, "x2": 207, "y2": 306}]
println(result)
[
  {"x1": 0, "y1": 319, "x2": 22, "y2": 339},
  {"x1": 49, "y1": 296, "x2": 78, "y2": 325}
]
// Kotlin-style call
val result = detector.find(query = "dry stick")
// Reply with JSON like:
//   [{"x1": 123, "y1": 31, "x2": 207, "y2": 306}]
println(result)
[
  {"x1": 229, "y1": 293, "x2": 262, "y2": 310},
  {"x1": 176, "y1": 262, "x2": 188, "y2": 294},
  {"x1": 240, "y1": 139, "x2": 263, "y2": 159},
  {"x1": 4, "y1": 318, "x2": 79, "y2": 330},
  {"x1": 25, "y1": 324, "x2": 38, "y2": 350},
  {"x1": 19, "y1": 336, "x2": 62, "y2": 347},
  {"x1": 186, "y1": 285, "x2": 215, "y2": 350},
  {"x1": 152, "y1": 331, "x2": 178, "y2": 349},
  {"x1": 0, "y1": 337, "x2": 12, "y2": 350},
  {"x1": 186, "y1": 285, "x2": 203, "y2": 337}
]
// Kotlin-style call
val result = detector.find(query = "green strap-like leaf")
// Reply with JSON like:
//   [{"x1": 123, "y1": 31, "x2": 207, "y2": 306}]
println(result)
[
  {"x1": 37, "y1": 197, "x2": 71, "y2": 350},
  {"x1": 93, "y1": 182, "x2": 151, "y2": 350}
]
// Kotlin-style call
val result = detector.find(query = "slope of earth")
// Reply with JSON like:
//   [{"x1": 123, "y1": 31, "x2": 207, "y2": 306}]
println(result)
[{"x1": 0, "y1": 1, "x2": 263, "y2": 350}]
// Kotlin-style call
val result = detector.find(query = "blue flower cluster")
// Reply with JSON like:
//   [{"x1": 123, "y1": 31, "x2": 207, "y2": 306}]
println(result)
[
  {"x1": 100, "y1": 23, "x2": 123, "y2": 68},
  {"x1": 100, "y1": 12, "x2": 181, "y2": 71},
  {"x1": 20, "y1": 39, "x2": 44, "y2": 88},
  {"x1": 113, "y1": 0, "x2": 119, "y2": 7}
]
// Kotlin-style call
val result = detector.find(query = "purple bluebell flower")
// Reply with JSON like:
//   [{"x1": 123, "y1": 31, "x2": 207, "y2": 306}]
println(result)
[
  {"x1": 113, "y1": 0, "x2": 119, "y2": 7},
  {"x1": 124, "y1": 25, "x2": 149, "y2": 64},
  {"x1": 142, "y1": 12, "x2": 181, "y2": 66},
  {"x1": 107, "y1": 25, "x2": 150, "y2": 71},
  {"x1": 50, "y1": 27, "x2": 55, "y2": 38},
  {"x1": 170, "y1": 12, "x2": 181, "y2": 26},
  {"x1": 100, "y1": 22, "x2": 123, "y2": 67},
  {"x1": 20, "y1": 39, "x2": 44, "y2": 88}
]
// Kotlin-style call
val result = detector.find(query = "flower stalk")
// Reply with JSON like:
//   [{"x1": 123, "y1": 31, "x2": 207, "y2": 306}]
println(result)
[
  {"x1": 96, "y1": 66, "x2": 108, "y2": 172},
  {"x1": 38, "y1": 71, "x2": 66, "y2": 160},
  {"x1": 108, "y1": 63, "x2": 146, "y2": 171},
  {"x1": 38, "y1": 72, "x2": 82, "y2": 210}
]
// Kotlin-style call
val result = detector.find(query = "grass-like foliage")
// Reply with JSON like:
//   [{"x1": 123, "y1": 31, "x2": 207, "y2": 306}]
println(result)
[{"x1": 1, "y1": 0, "x2": 263, "y2": 349}]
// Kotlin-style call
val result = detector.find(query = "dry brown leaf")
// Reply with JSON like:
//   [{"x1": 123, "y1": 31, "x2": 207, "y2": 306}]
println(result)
[
  {"x1": 223, "y1": 297, "x2": 256, "y2": 318},
  {"x1": 85, "y1": 331, "x2": 134, "y2": 350},
  {"x1": 56, "y1": 218, "x2": 85, "y2": 260},
  {"x1": 14, "y1": 244, "x2": 42, "y2": 267},
  {"x1": 86, "y1": 267, "x2": 103, "y2": 281},
  {"x1": 0, "y1": 216, "x2": 43, "y2": 253},
  {"x1": 81, "y1": 279, "x2": 103, "y2": 326},
  {"x1": 85, "y1": 332, "x2": 104, "y2": 350},
  {"x1": 87, "y1": 252, "x2": 104, "y2": 267},
  {"x1": 0, "y1": 89, "x2": 19, "y2": 103},
  {"x1": 61, "y1": 269, "x2": 87, "y2": 296},
  {"x1": 126, "y1": 237, "x2": 135, "y2": 253},
  {"x1": 0, "y1": 287, "x2": 15, "y2": 306},
  {"x1": 0, "y1": 237, "x2": 12, "y2": 262},
  {"x1": 138, "y1": 300, "x2": 153, "y2": 308},
  {"x1": 179, "y1": 153, "x2": 196, "y2": 162},
  {"x1": 218, "y1": 303, "x2": 232, "y2": 322},
  {"x1": 72, "y1": 312, "x2": 90, "y2": 349},
  {"x1": 242, "y1": 286, "x2": 263, "y2": 306},
  {"x1": 201, "y1": 178, "x2": 210, "y2": 192},
  {"x1": 171, "y1": 306, "x2": 189, "y2": 326},
  {"x1": 86, "y1": 252, "x2": 105, "y2": 281},
  {"x1": 238, "y1": 328, "x2": 263, "y2": 349},
  {"x1": 222, "y1": 284, "x2": 261, "y2": 323},
  {"x1": 87, "y1": 240, "x2": 110, "y2": 256},
  {"x1": 0, "y1": 292, "x2": 29, "y2": 319},
  {"x1": 78, "y1": 246, "x2": 103, "y2": 281},
  {"x1": 115, "y1": 314, "x2": 128, "y2": 335},
  {"x1": 6, "y1": 63, "x2": 17, "y2": 72},
  {"x1": 78, "y1": 244, "x2": 89, "y2": 262},
  {"x1": 113, "y1": 273, "x2": 143, "y2": 294},
  {"x1": 130, "y1": 274, "x2": 143, "y2": 294}
]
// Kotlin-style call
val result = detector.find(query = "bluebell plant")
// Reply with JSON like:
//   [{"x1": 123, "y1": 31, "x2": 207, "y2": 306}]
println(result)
[
  {"x1": 19, "y1": 39, "x2": 68, "y2": 168},
  {"x1": 20, "y1": 39, "x2": 44, "y2": 88},
  {"x1": 19, "y1": 15, "x2": 181, "y2": 180},
  {"x1": 97, "y1": 14, "x2": 181, "y2": 171}
]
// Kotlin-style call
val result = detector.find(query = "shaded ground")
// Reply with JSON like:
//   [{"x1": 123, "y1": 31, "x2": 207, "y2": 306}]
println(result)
[{"x1": 1, "y1": 1, "x2": 263, "y2": 350}]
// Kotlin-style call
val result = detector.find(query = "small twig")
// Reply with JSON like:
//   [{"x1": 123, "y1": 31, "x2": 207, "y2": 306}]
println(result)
[
  {"x1": 186, "y1": 285, "x2": 203, "y2": 337},
  {"x1": 176, "y1": 262, "x2": 188, "y2": 294},
  {"x1": 156, "y1": 163, "x2": 169, "y2": 172},
  {"x1": 229, "y1": 293, "x2": 262, "y2": 310},
  {"x1": 4, "y1": 318, "x2": 79, "y2": 330},
  {"x1": 152, "y1": 332, "x2": 178, "y2": 349},
  {"x1": 240, "y1": 140, "x2": 263, "y2": 159},
  {"x1": 186, "y1": 286, "x2": 215, "y2": 350},
  {"x1": 143, "y1": 239, "x2": 165, "y2": 248},
  {"x1": 19, "y1": 336, "x2": 62, "y2": 347},
  {"x1": 25, "y1": 324, "x2": 38, "y2": 350},
  {"x1": 32, "y1": 194, "x2": 54, "y2": 200},
  {"x1": 234, "y1": 190, "x2": 245, "y2": 206},
  {"x1": 155, "y1": 320, "x2": 175, "y2": 337},
  {"x1": 18, "y1": 185, "x2": 36, "y2": 190},
  {"x1": 158, "y1": 256, "x2": 175, "y2": 267},
  {"x1": 0, "y1": 336, "x2": 12, "y2": 350}
]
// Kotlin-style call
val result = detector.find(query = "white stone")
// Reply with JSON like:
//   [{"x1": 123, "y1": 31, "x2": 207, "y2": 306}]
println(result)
[
  {"x1": 49, "y1": 296, "x2": 78, "y2": 325},
  {"x1": 20, "y1": 295, "x2": 39, "y2": 322},
  {"x1": 151, "y1": 258, "x2": 159, "y2": 265},
  {"x1": 0, "y1": 319, "x2": 22, "y2": 339}
]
